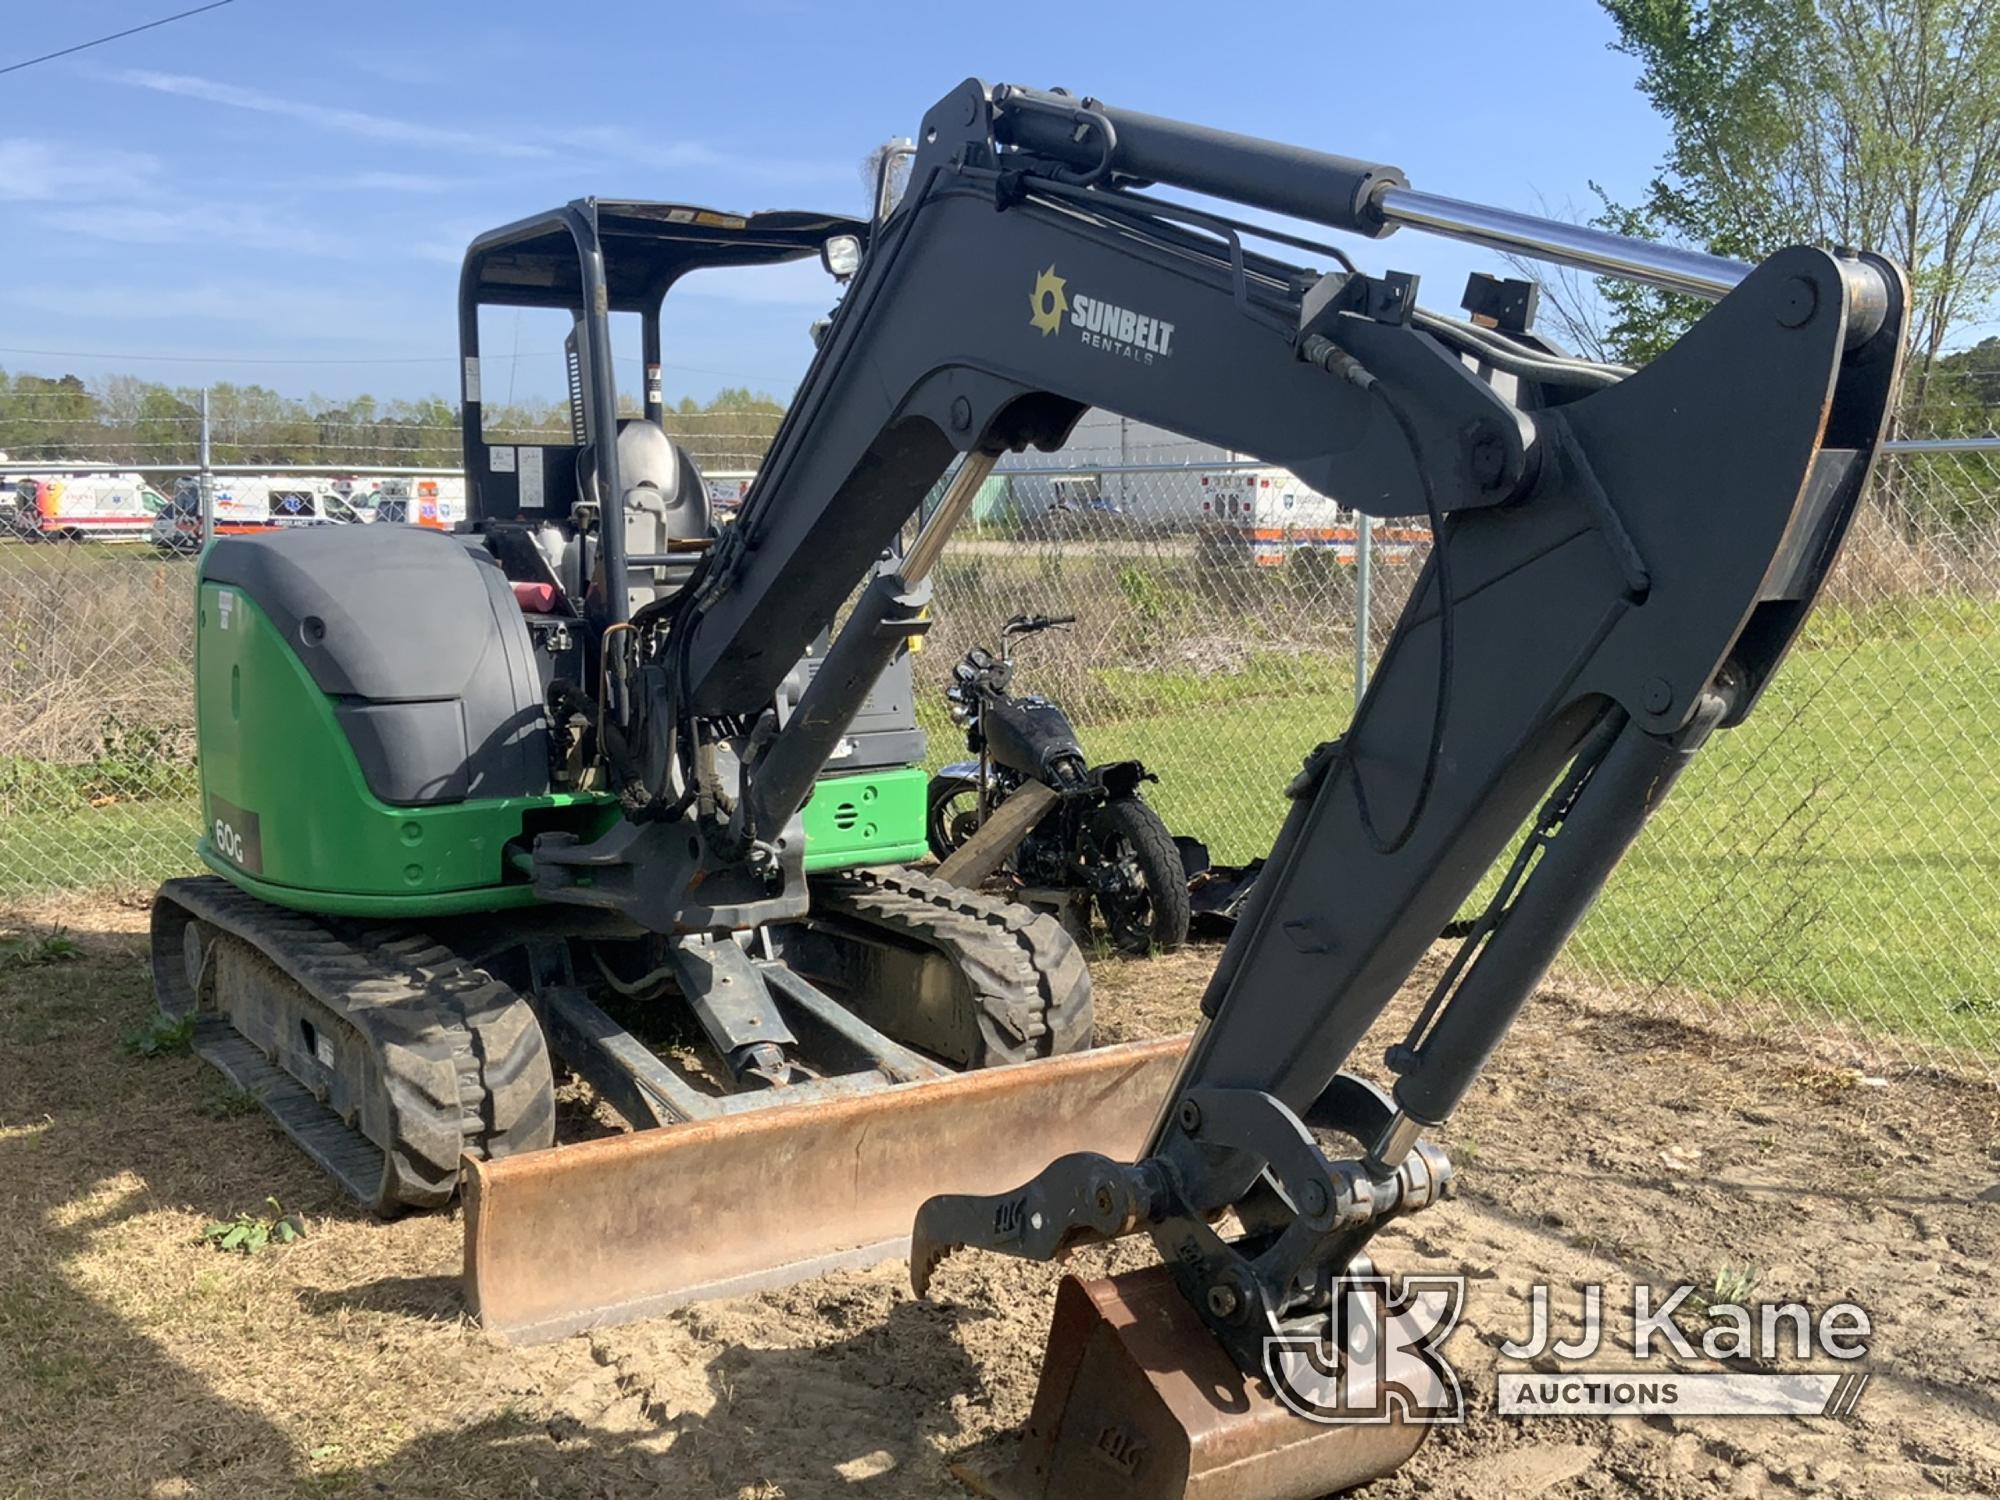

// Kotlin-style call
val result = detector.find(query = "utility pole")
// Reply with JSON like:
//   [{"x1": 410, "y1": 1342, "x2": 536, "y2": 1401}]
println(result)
[{"x1": 198, "y1": 388, "x2": 214, "y2": 551}]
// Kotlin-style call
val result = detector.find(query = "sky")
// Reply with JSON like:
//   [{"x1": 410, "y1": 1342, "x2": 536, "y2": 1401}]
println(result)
[{"x1": 0, "y1": 1, "x2": 1670, "y2": 408}]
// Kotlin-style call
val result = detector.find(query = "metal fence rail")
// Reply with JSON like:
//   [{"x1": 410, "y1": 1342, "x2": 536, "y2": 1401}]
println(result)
[{"x1": 0, "y1": 428, "x2": 1992, "y2": 1084}]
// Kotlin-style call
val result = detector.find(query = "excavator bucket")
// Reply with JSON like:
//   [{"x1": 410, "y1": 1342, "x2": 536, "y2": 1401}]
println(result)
[
  {"x1": 464, "y1": 1037, "x2": 1188, "y2": 1342},
  {"x1": 955, "y1": 1268, "x2": 1427, "y2": 1500}
]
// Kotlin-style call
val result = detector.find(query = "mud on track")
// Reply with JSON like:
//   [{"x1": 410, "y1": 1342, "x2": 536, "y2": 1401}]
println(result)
[{"x1": 0, "y1": 902, "x2": 1993, "y2": 1498}]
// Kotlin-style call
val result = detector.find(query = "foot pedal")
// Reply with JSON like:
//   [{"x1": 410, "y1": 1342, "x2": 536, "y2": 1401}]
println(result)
[{"x1": 955, "y1": 1267, "x2": 1426, "y2": 1500}]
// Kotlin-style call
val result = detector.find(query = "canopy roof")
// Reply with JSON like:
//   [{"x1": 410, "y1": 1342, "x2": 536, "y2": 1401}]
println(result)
[{"x1": 462, "y1": 199, "x2": 865, "y2": 312}]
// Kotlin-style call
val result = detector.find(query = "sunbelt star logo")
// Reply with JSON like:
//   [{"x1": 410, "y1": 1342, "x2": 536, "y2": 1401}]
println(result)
[
  {"x1": 1030, "y1": 265, "x2": 1069, "y2": 335},
  {"x1": 1027, "y1": 265, "x2": 1176, "y2": 364}
]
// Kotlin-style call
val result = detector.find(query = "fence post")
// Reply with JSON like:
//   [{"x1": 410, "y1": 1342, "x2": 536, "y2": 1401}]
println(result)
[
  {"x1": 1353, "y1": 513, "x2": 1373, "y2": 709},
  {"x1": 198, "y1": 388, "x2": 214, "y2": 550}
]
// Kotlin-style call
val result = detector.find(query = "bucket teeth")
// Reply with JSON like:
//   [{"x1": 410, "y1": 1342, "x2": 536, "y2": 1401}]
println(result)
[
  {"x1": 910, "y1": 1151, "x2": 1165, "y2": 1298},
  {"x1": 910, "y1": 1236, "x2": 962, "y2": 1299}
]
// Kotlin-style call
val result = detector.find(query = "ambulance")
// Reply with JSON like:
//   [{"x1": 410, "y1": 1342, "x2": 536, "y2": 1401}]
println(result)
[
  {"x1": 1196, "y1": 467, "x2": 1429, "y2": 568},
  {"x1": 370, "y1": 476, "x2": 465, "y2": 528},
  {"x1": 7, "y1": 472, "x2": 167, "y2": 541},
  {"x1": 150, "y1": 477, "x2": 367, "y2": 552}
]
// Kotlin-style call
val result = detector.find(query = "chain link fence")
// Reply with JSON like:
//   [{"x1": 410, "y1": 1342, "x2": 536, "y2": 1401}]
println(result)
[{"x1": 1, "y1": 413, "x2": 1993, "y2": 1082}]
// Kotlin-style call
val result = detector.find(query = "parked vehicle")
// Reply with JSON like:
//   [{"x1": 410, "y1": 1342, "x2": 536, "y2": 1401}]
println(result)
[
  {"x1": 152, "y1": 478, "x2": 364, "y2": 552},
  {"x1": 1196, "y1": 465, "x2": 1430, "y2": 567},
  {"x1": 9, "y1": 472, "x2": 166, "y2": 541},
  {"x1": 928, "y1": 612, "x2": 1190, "y2": 954},
  {"x1": 371, "y1": 476, "x2": 464, "y2": 528}
]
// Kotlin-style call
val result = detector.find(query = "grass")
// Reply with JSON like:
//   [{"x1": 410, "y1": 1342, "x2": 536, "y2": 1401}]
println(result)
[
  {"x1": 0, "y1": 793, "x2": 199, "y2": 899},
  {"x1": 1066, "y1": 603, "x2": 2000, "y2": 1049}
]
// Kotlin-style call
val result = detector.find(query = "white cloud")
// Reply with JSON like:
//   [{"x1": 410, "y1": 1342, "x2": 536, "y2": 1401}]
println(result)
[
  {"x1": 107, "y1": 69, "x2": 852, "y2": 186},
  {"x1": 114, "y1": 69, "x2": 554, "y2": 159},
  {"x1": 0, "y1": 139, "x2": 161, "y2": 202},
  {"x1": 13, "y1": 280, "x2": 436, "y2": 348},
  {"x1": 35, "y1": 203, "x2": 355, "y2": 259},
  {"x1": 316, "y1": 171, "x2": 460, "y2": 194}
]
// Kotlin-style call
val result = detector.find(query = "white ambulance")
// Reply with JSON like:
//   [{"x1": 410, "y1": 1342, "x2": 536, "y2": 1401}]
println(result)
[
  {"x1": 8, "y1": 471, "x2": 166, "y2": 541},
  {"x1": 1197, "y1": 467, "x2": 1354, "y2": 567},
  {"x1": 1196, "y1": 467, "x2": 1430, "y2": 568},
  {"x1": 371, "y1": 476, "x2": 466, "y2": 529}
]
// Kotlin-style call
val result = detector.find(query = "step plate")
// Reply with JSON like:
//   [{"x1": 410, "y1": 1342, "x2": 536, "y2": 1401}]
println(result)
[{"x1": 464, "y1": 1036, "x2": 1189, "y2": 1343}]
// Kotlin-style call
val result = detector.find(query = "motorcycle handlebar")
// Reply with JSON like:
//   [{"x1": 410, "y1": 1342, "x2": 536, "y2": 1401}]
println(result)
[{"x1": 1002, "y1": 613, "x2": 1078, "y2": 636}]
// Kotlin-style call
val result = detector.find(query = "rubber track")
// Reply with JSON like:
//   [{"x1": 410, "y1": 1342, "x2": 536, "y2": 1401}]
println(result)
[
  {"x1": 151, "y1": 877, "x2": 553, "y2": 1215},
  {"x1": 809, "y1": 867, "x2": 1094, "y2": 1065}
]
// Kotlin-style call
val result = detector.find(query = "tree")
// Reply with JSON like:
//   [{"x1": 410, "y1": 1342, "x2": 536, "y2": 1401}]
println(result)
[{"x1": 1584, "y1": 0, "x2": 2000, "y2": 426}]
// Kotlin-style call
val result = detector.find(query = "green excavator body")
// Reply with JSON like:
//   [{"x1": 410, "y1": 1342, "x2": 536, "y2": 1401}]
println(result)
[{"x1": 191, "y1": 572, "x2": 928, "y2": 918}]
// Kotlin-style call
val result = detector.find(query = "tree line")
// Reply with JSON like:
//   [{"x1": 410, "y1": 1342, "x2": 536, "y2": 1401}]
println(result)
[{"x1": 0, "y1": 372, "x2": 787, "y2": 475}]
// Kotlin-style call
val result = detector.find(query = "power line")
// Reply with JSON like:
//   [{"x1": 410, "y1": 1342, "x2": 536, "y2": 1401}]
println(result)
[
  {"x1": 0, "y1": 344, "x2": 789, "y2": 383},
  {"x1": 0, "y1": 0, "x2": 238, "y2": 79},
  {"x1": 0, "y1": 343, "x2": 451, "y2": 367}
]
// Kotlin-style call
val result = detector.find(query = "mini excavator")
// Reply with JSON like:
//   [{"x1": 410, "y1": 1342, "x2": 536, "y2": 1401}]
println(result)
[{"x1": 154, "y1": 79, "x2": 1904, "y2": 1498}]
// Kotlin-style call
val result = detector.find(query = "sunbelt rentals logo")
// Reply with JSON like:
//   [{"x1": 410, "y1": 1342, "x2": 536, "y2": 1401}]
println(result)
[{"x1": 1029, "y1": 265, "x2": 1176, "y2": 364}]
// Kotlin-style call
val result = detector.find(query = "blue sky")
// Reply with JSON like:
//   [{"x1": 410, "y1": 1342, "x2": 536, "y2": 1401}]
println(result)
[{"x1": 0, "y1": 1, "x2": 1668, "y2": 406}]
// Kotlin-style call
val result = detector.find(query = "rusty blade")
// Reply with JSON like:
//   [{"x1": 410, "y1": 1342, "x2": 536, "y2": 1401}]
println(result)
[{"x1": 464, "y1": 1036, "x2": 1189, "y2": 1343}]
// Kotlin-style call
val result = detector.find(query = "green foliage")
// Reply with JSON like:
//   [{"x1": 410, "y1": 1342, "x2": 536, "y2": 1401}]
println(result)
[
  {"x1": 1594, "y1": 0, "x2": 2000, "y2": 407},
  {"x1": 122, "y1": 1012, "x2": 196, "y2": 1059},
  {"x1": 1115, "y1": 564, "x2": 1170, "y2": 623},
  {"x1": 1692, "y1": 1264, "x2": 1766, "y2": 1310},
  {"x1": 0, "y1": 753, "x2": 199, "y2": 817},
  {"x1": 0, "y1": 927, "x2": 82, "y2": 967},
  {"x1": 198, "y1": 1086, "x2": 262, "y2": 1121},
  {"x1": 202, "y1": 1198, "x2": 305, "y2": 1255}
]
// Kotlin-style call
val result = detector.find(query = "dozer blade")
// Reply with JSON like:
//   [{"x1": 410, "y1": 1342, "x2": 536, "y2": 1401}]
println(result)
[
  {"x1": 464, "y1": 1036, "x2": 1187, "y2": 1343},
  {"x1": 957, "y1": 1268, "x2": 1427, "y2": 1500}
]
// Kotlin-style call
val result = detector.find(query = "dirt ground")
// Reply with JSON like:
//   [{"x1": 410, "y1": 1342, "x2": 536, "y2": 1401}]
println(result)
[{"x1": 1, "y1": 899, "x2": 1996, "y2": 1499}]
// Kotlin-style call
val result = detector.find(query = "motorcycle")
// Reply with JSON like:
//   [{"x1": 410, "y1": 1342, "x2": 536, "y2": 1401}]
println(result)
[{"x1": 928, "y1": 613, "x2": 1190, "y2": 955}]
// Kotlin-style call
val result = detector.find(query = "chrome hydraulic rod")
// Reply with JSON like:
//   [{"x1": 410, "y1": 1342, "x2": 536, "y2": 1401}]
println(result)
[
  {"x1": 989, "y1": 82, "x2": 1889, "y2": 339},
  {"x1": 902, "y1": 450, "x2": 998, "y2": 584},
  {"x1": 1376, "y1": 187, "x2": 1750, "y2": 300}
]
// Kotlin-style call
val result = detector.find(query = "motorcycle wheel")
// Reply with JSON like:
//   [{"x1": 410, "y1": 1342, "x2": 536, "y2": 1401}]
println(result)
[
  {"x1": 1082, "y1": 798, "x2": 1191, "y2": 956},
  {"x1": 925, "y1": 774, "x2": 984, "y2": 862}
]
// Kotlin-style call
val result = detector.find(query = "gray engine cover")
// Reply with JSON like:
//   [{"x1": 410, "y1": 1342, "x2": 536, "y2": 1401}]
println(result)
[{"x1": 202, "y1": 526, "x2": 550, "y2": 806}]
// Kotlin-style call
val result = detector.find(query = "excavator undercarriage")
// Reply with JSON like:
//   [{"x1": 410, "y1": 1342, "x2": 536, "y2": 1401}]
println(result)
[
  {"x1": 152, "y1": 865, "x2": 1093, "y2": 1214},
  {"x1": 154, "y1": 74, "x2": 1906, "y2": 1500}
]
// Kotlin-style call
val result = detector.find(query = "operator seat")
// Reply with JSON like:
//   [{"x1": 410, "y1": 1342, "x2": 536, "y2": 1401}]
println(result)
[{"x1": 613, "y1": 418, "x2": 711, "y2": 612}]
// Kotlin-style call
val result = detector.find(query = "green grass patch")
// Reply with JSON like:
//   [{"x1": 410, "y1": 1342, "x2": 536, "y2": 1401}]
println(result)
[
  {"x1": 123, "y1": 1012, "x2": 196, "y2": 1059},
  {"x1": 1077, "y1": 613, "x2": 2000, "y2": 1047},
  {"x1": 0, "y1": 793, "x2": 199, "y2": 898},
  {"x1": 0, "y1": 751, "x2": 198, "y2": 815}
]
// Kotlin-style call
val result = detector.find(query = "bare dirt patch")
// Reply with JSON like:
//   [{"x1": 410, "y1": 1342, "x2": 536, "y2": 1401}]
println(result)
[{"x1": 0, "y1": 915, "x2": 1993, "y2": 1499}]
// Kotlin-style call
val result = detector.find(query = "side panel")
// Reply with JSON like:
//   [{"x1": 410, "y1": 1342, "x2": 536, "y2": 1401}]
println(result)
[
  {"x1": 195, "y1": 584, "x2": 616, "y2": 904},
  {"x1": 800, "y1": 767, "x2": 928, "y2": 872}
]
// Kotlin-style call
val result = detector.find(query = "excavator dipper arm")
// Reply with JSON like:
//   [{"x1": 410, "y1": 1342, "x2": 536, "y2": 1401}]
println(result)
[{"x1": 654, "y1": 77, "x2": 1905, "y2": 1399}]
